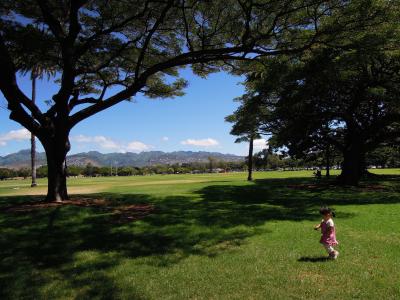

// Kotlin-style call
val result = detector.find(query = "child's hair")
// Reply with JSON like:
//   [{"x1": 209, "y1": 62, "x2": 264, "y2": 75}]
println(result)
[{"x1": 319, "y1": 206, "x2": 336, "y2": 217}]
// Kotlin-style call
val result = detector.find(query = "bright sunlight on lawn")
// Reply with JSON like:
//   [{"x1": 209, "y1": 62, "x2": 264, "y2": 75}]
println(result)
[{"x1": 0, "y1": 170, "x2": 399, "y2": 299}]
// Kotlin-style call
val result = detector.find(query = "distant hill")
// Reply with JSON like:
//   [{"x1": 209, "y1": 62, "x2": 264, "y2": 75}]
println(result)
[
  {"x1": 0, "y1": 150, "x2": 47, "y2": 169},
  {"x1": 0, "y1": 149, "x2": 244, "y2": 168}
]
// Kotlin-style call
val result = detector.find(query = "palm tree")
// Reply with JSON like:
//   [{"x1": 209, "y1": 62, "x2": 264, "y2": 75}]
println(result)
[
  {"x1": 16, "y1": 25, "x2": 58, "y2": 187},
  {"x1": 30, "y1": 66, "x2": 38, "y2": 187},
  {"x1": 27, "y1": 65, "x2": 56, "y2": 187}
]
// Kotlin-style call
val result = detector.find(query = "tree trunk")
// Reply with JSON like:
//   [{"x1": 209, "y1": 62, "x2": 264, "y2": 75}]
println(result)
[
  {"x1": 41, "y1": 134, "x2": 70, "y2": 202},
  {"x1": 30, "y1": 74, "x2": 37, "y2": 187},
  {"x1": 31, "y1": 133, "x2": 37, "y2": 187},
  {"x1": 247, "y1": 136, "x2": 254, "y2": 181},
  {"x1": 325, "y1": 145, "x2": 330, "y2": 178},
  {"x1": 338, "y1": 142, "x2": 365, "y2": 186}
]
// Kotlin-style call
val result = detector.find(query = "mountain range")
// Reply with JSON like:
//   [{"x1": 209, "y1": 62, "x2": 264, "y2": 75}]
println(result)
[{"x1": 0, "y1": 149, "x2": 244, "y2": 168}]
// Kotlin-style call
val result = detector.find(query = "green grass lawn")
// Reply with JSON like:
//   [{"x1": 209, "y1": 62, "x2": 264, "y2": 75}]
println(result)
[{"x1": 0, "y1": 170, "x2": 399, "y2": 299}]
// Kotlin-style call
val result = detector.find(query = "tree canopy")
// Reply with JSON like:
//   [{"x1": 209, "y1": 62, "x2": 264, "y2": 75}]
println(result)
[
  {"x1": 232, "y1": 0, "x2": 400, "y2": 185},
  {"x1": 0, "y1": 0, "x2": 387, "y2": 200}
]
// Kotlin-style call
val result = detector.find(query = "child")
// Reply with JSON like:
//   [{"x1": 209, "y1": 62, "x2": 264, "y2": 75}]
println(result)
[{"x1": 314, "y1": 206, "x2": 339, "y2": 259}]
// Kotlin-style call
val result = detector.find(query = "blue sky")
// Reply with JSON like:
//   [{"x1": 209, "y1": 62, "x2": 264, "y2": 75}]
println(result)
[{"x1": 0, "y1": 68, "x2": 268, "y2": 156}]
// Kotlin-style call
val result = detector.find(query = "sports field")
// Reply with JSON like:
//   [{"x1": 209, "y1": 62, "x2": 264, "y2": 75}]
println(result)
[{"x1": 0, "y1": 170, "x2": 399, "y2": 299}]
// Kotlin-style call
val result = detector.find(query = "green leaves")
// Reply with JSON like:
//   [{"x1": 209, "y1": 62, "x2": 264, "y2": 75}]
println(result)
[
  {"x1": 228, "y1": 0, "x2": 400, "y2": 166},
  {"x1": 2, "y1": 0, "x2": 390, "y2": 134},
  {"x1": 143, "y1": 75, "x2": 188, "y2": 99},
  {"x1": 226, "y1": 93, "x2": 266, "y2": 141}
]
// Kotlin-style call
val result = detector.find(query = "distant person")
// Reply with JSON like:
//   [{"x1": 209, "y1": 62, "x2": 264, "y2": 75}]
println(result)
[
  {"x1": 314, "y1": 206, "x2": 339, "y2": 259},
  {"x1": 313, "y1": 169, "x2": 322, "y2": 179}
]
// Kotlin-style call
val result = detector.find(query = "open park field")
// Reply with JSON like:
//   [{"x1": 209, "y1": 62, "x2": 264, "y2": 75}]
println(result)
[{"x1": 0, "y1": 170, "x2": 399, "y2": 299}]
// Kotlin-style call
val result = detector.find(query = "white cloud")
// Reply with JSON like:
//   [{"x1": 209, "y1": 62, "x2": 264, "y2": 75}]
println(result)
[
  {"x1": 161, "y1": 136, "x2": 169, "y2": 141},
  {"x1": 181, "y1": 138, "x2": 219, "y2": 147},
  {"x1": 72, "y1": 135, "x2": 119, "y2": 150},
  {"x1": 126, "y1": 141, "x2": 150, "y2": 152},
  {"x1": 93, "y1": 136, "x2": 120, "y2": 150},
  {"x1": 0, "y1": 128, "x2": 30, "y2": 147},
  {"x1": 71, "y1": 134, "x2": 151, "y2": 153},
  {"x1": 73, "y1": 134, "x2": 93, "y2": 143},
  {"x1": 253, "y1": 138, "x2": 268, "y2": 151}
]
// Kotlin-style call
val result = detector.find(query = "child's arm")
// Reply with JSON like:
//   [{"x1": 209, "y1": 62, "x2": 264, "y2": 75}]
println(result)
[{"x1": 314, "y1": 223, "x2": 321, "y2": 230}]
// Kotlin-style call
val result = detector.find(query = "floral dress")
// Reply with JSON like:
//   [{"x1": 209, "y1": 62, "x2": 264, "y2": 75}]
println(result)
[{"x1": 320, "y1": 218, "x2": 338, "y2": 246}]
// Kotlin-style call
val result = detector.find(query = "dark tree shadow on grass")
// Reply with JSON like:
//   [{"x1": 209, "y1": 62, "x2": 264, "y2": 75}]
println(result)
[
  {"x1": 298, "y1": 256, "x2": 331, "y2": 262},
  {"x1": 0, "y1": 192, "x2": 265, "y2": 299},
  {"x1": 0, "y1": 175, "x2": 399, "y2": 298}
]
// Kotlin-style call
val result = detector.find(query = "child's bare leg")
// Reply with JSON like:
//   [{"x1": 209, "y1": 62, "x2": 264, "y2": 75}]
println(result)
[
  {"x1": 323, "y1": 244, "x2": 334, "y2": 256},
  {"x1": 323, "y1": 244, "x2": 339, "y2": 259}
]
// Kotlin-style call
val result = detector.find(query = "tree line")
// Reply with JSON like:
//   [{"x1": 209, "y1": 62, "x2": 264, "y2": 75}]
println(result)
[
  {"x1": 2, "y1": 147, "x2": 398, "y2": 181},
  {"x1": 0, "y1": 160, "x2": 244, "y2": 180}
]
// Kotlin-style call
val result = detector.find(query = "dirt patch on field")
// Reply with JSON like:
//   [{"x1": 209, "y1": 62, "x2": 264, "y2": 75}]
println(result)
[
  {"x1": 287, "y1": 183, "x2": 333, "y2": 191},
  {"x1": 1, "y1": 197, "x2": 110, "y2": 212},
  {"x1": 111, "y1": 204, "x2": 155, "y2": 224},
  {"x1": 1, "y1": 197, "x2": 154, "y2": 223},
  {"x1": 121, "y1": 179, "x2": 207, "y2": 187},
  {"x1": 1, "y1": 185, "x2": 107, "y2": 197},
  {"x1": 358, "y1": 184, "x2": 387, "y2": 191},
  {"x1": 297, "y1": 271, "x2": 326, "y2": 282}
]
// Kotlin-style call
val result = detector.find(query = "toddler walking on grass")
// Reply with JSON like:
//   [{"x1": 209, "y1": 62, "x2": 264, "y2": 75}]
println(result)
[{"x1": 314, "y1": 206, "x2": 339, "y2": 259}]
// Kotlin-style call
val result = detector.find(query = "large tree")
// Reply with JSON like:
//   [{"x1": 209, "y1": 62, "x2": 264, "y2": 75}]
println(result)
[
  {"x1": 273, "y1": 45, "x2": 400, "y2": 185},
  {"x1": 254, "y1": 29, "x2": 400, "y2": 184},
  {"x1": 0, "y1": 0, "x2": 373, "y2": 201},
  {"x1": 232, "y1": 0, "x2": 400, "y2": 185}
]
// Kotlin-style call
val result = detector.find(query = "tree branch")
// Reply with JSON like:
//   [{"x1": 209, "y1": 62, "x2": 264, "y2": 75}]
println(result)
[
  {"x1": 68, "y1": 0, "x2": 88, "y2": 42},
  {"x1": 71, "y1": 97, "x2": 99, "y2": 106},
  {"x1": 69, "y1": 47, "x2": 255, "y2": 127},
  {"x1": 0, "y1": 34, "x2": 46, "y2": 128},
  {"x1": 77, "y1": 39, "x2": 137, "y2": 75},
  {"x1": 75, "y1": 0, "x2": 152, "y2": 58},
  {"x1": 35, "y1": 0, "x2": 65, "y2": 40},
  {"x1": 135, "y1": 0, "x2": 174, "y2": 78},
  {"x1": 181, "y1": 0, "x2": 194, "y2": 52}
]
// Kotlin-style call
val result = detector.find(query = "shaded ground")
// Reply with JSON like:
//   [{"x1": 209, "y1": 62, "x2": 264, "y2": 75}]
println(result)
[
  {"x1": 1, "y1": 197, "x2": 154, "y2": 224},
  {"x1": 0, "y1": 173, "x2": 399, "y2": 299}
]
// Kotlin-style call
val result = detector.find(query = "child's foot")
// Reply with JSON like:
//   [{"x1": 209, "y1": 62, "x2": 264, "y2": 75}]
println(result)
[
  {"x1": 333, "y1": 251, "x2": 339, "y2": 259},
  {"x1": 329, "y1": 251, "x2": 339, "y2": 259}
]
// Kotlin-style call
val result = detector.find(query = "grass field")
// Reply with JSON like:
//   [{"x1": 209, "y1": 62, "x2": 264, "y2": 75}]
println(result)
[{"x1": 0, "y1": 170, "x2": 399, "y2": 299}]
